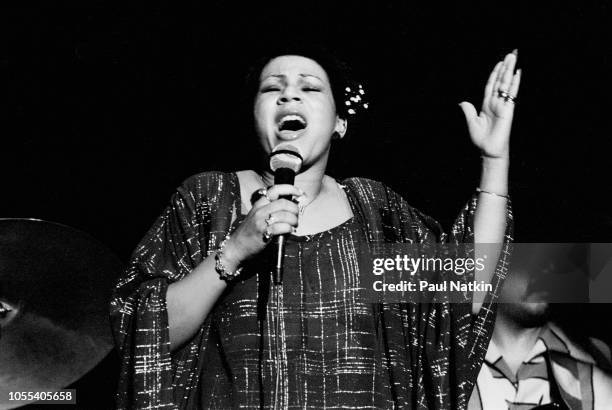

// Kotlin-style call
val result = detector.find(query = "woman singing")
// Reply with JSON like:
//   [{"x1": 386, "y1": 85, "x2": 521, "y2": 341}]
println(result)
[{"x1": 111, "y1": 46, "x2": 521, "y2": 409}]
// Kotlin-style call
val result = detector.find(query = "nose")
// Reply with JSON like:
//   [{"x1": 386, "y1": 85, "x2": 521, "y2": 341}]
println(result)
[{"x1": 277, "y1": 86, "x2": 301, "y2": 105}]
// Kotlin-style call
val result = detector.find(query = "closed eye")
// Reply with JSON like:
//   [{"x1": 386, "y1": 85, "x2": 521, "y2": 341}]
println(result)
[
  {"x1": 260, "y1": 87, "x2": 280, "y2": 93},
  {"x1": 303, "y1": 87, "x2": 321, "y2": 92}
]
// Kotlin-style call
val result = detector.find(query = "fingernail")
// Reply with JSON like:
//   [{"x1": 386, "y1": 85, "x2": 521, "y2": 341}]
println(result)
[{"x1": 512, "y1": 49, "x2": 518, "y2": 56}]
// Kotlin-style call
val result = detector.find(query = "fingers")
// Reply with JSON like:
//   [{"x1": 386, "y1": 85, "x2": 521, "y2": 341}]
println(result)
[
  {"x1": 263, "y1": 222, "x2": 295, "y2": 237},
  {"x1": 251, "y1": 184, "x2": 304, "y2": 209},
  {"x1": 262, "y1": 198, "x2": 299, "y2": 215},
  {"x1": 260, "y1": 204, "x2": 299, "y2": 240},
  {"x1": 484, "y1": 61, "x2": 503, "y2": 102},
  {"x1": 495, "y1": 50, "x2": 517, "y2": 94},
  {"x1": 251, "y1": 184, "x2": 303, "y2": 210},
  {"x1": 498, "y1": 51, "x2": 517, "y2": 93},
  {"x1": 509, "y1": 68, "x2": 522, "y2": 97},
  {"x1": 252, "y1": 192, "x2": 271, "y2": 208},
  {"x1": 265, "y1": 210, "x2": 299, "y2": 227},
  {"x1": 464, "y1": 49, "x2": 521, "y2": 110},
  {"x1": 240, "y1": 184, "x2": 304, "y2": 248},
  {"x1": 458, "y1": 101, "x2": 484, "y2": 142},
  {"x1": 266, "y1": 184, "x2": 303, "y2": 201},
  {"x1": 458, "y1": 101, "x2": 479, "y2": 129},
  {"x1": 493, "y1": 56, "x2": 507, "y2": 92},
  {"x1": 255, "y1": 199, "x2": 299, "y2": 236}
]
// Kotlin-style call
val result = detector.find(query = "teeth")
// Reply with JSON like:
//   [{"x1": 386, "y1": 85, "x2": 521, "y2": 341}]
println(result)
[{"x1": 279, "y1": 114, "x2": 306, "y2": 127}]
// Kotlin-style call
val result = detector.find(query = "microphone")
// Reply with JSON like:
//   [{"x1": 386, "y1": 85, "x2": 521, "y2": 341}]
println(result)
[{"x1": 268, "y1": 144, "x2": 303, "y2": 284}]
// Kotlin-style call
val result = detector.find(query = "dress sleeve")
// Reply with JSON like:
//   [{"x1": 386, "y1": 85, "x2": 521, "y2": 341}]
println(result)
[
  {"x1": 383, "y1": 185, "x2": 513, "y2": 409},
  {"x1": 109, "y1": 173, "x2": 234, "y2": 409},
  {"x1": 426, "y1": 193, "x2": 513, "y2": 408},
  {"x1": 449, "y1": 193, "x2": 513, "y2": 389}
]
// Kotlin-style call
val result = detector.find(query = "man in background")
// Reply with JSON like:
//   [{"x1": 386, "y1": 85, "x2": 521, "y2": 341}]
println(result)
[{"x1": 469, "y1": 244, "x2": 612, "y2": 409}]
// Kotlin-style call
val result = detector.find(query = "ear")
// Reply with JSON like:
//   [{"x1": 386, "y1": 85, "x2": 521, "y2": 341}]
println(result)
[{"x1": 333, "y1": 116, "x2": 348, "y2": 140}]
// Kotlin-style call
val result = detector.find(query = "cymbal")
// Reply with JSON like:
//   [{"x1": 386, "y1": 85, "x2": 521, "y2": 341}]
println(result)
[{"x1": 0, "y1": 219, "x2": 123, "y2": 409}]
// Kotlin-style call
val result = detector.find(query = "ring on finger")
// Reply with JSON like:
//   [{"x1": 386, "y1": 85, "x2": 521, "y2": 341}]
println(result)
[
  {"x1": 265, "y1": 214, "x2": 275, "y2": 226},
  {"x1": 254, "y1": 188, "x2": 270, "y2": 202},
  {"x1": 497, "y1": 89, "x2": 517, "y2": 103},
  {"x1": 263, "y1": 227, "x2": 272, "y2": 242},
  {"x1": 501, "y1": 92, "x2": 516, "y2": 103}
]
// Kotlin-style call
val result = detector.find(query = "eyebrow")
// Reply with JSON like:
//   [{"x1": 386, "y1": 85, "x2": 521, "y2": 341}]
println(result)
[{"x1": 262, "y1": 74, "x2": 323, "y2": 81}]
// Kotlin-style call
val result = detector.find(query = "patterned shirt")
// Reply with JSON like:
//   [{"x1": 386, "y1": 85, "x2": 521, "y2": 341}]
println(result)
[{"x1": 469, "y1": 323, "x2": 606, "y2": 410}]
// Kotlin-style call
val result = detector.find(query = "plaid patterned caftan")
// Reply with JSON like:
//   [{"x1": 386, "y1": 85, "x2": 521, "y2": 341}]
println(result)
[{"x1": 110, "y1": 172, "x2": 512, "y2": 409}]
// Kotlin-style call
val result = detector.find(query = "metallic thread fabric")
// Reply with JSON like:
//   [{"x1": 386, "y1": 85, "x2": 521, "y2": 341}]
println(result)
[{"x1": 110, "y1": 172, "x2": 512, "y2": 409}]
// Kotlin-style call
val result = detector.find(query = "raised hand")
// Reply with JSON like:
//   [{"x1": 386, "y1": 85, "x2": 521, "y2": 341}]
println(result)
[{"x1": 459, "y1": 50, "x2": 522, "y2": 160}]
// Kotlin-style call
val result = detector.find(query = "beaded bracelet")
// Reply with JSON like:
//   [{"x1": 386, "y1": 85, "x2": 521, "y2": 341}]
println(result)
[
  {"x1": 476, "y1": 187, "x2": 509, "y2": 200},
  {"x1": 214, "y1": 235, "x2": 243, "y2": 281}
]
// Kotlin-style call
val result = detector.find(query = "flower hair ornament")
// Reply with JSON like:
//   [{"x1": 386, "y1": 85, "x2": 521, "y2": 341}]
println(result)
[{"x1": 343, "y1": 83, "x2": 369, "y2": 117}]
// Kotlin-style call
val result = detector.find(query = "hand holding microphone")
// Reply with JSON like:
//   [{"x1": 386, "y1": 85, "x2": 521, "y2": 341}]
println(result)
[{"x1": 216, "y1": 144, "x2": 303, "y2": 283}]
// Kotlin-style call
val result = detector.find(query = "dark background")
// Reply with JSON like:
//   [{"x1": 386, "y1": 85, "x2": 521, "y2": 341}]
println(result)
[{"x1": 2, "y1": 1, "x2": 611, "y2": 408}]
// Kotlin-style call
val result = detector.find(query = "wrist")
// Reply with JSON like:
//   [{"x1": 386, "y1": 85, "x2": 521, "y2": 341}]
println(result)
[
  {"x1": 479, "y1": 156, "x2": 509, "y2": 196},
  {"x1": 481, "y1": 155, "x2": 509, "y2": 169},
  {"x1": 476, "y1": 187, "x2": 509, "y2": 199},
  {"x1": 214, "y1": 235, "x2": 243, "y2": 281},
  {"x1": 219, "y1": 236, "x2": 243, "y2": 271}
]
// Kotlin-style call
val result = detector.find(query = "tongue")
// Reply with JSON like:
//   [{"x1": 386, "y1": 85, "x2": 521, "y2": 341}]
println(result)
[{"x1": 278, "y1": 129, "x2": 303, "y2": 139}]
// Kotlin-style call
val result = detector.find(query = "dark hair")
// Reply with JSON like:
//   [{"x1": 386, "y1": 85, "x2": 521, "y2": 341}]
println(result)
[{"x1": 243, "y1": 42, "x2": 365, "y2": 122}]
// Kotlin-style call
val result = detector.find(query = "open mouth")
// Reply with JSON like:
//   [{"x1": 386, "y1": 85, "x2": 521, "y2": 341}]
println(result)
[{"x1": 278, "y1": 114, "x2": 307, "y2": 132}]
